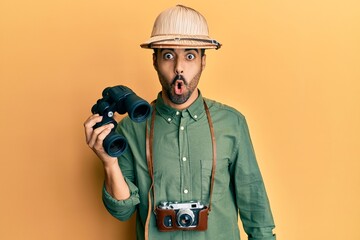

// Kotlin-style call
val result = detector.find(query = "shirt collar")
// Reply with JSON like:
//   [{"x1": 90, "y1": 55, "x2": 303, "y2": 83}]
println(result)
[{"x1": 155, "y1": 90, "x2": 206, "y2": 122}]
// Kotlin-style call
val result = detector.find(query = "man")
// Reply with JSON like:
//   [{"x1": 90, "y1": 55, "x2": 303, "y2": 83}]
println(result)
[{"x1": 84, "y1": 5, "x2": 276, "y2": 240}]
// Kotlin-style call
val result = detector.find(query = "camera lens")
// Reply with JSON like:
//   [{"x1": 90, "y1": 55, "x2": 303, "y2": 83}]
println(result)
[{"x1": 177, "y1": 209, "x2": 195, "y2": 227}]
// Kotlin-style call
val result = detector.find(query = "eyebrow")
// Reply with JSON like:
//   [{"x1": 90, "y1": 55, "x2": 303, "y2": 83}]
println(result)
[
  {"x1": 160, "y1": 48, "x2": 199, "y2": 53},
  {"x1": 185, "y1": 49, "x2": 199, "y2": 53}
]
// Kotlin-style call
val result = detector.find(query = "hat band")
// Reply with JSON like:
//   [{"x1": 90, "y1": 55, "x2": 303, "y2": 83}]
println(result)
[{"x1": 146, "y1": 37, "x2": 221, "y2": 49}]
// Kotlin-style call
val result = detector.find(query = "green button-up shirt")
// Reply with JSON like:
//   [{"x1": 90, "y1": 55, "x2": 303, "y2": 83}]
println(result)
[{"x1": 103, "y1": 92, "x2": 276, "y2": 240}]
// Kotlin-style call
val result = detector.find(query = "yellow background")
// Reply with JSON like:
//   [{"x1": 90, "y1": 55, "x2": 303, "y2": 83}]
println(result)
[{"x1": 1, "y1": 1, "x2": 359, "y2": 239}]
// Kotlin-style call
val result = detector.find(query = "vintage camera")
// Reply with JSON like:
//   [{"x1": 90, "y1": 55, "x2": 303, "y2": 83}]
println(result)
[
  {"x1": 91, "y1": 85, "x2": 151, "y2": 157},
  {"x1": 156, "y1": 201, "x2": 209, "y2": 231}
]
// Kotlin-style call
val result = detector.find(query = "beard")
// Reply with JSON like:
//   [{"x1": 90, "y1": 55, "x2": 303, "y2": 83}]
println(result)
[{"x1": 158, "y1": 70, "x2": 202, "y2": 105}]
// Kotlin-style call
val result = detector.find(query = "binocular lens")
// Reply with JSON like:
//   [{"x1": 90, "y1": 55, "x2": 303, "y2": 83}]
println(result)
[
  {"x1": 125, "y1": 94, "x2": 151, "y2": 122},
  {"x1": 130, "y1": 103, "x2": 151, "y2": 122},
  {"x1": 103, "y1": 132, "x2": 128, "y2": 157}
]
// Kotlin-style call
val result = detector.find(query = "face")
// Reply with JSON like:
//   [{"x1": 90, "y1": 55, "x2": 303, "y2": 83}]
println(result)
[{"x1": 153, "y1": 48, "x2": 206, "y2": 109}]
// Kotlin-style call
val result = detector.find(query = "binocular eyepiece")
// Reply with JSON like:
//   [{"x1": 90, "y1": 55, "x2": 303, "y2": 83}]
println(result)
[{"x1": 91, "y1": 85, "x2": 151, "y2": 157}]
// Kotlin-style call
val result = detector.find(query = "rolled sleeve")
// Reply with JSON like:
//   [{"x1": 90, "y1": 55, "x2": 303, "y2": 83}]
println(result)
[
  {"x1": 102, "y1": 177, "x2": 140, "y2": 221},
  {"x1": 249, "y1": 234, "x2": 276, "y2": 240}
]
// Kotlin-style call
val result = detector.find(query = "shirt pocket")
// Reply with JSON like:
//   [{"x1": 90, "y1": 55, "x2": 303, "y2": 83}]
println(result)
[{"x1": 201, "y1": 159, "x2": 230, "y2": 203}]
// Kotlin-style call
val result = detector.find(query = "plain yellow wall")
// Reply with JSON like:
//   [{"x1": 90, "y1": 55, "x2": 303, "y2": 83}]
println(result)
[{"x1": 1, "y1": 1, "x2": 359, "y2": 239}]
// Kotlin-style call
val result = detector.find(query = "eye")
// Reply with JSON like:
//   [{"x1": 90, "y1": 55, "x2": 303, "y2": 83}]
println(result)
[
  {"x1": 163, "y1": 53, "x2": 174, "y2": 60},
  {"x1": 186, "y1": 53, "x2": 196, "y2": 60}
]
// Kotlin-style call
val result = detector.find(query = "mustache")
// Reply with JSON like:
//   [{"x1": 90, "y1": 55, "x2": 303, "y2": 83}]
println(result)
[{"x1": 171, "y1": 75, "x2": 186, "y2": 85}]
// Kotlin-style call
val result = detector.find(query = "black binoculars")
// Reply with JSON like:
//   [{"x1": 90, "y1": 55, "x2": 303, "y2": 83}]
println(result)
[{"x1": 91, "y1": 85, "x2": 151, "y2": 157}]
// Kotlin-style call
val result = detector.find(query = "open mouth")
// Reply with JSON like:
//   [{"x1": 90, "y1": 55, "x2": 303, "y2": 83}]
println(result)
[
  {"x1": 174, "y1": 80, "x2": 184, "y2": 95},
  {"x1": 172, "y1": 75, "x2": 186, "y2": 95}
]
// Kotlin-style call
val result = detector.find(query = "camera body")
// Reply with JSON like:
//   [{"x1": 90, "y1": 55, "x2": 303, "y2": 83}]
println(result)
[
  {"x1": 91, "y1": 85, "x2": 151, "y2": 157},
  {"x1": 156, "y1": 201, "x2": 209, "y2": 231}
]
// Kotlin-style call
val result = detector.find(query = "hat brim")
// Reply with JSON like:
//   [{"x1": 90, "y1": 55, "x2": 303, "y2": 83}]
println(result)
[{"x1": 140, "y1": 35, "x2": 221, "y2": 49}]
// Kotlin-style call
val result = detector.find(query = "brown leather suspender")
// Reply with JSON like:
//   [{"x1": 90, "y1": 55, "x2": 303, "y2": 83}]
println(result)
[
  {"x1": 203, "y1": 101, "x2": 217, "y2": 212},
  {"x1": 144, "y1": 100, "x2": 216, "y2": 238}
]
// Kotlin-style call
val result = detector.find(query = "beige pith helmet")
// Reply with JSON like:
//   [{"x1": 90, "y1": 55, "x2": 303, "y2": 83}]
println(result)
[{"x1": 140, "y1": 5, "x2": 221, "y2": 50}]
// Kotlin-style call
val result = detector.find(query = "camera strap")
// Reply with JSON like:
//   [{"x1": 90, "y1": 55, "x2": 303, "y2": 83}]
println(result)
[{"x1": 144, "y1": 100, "x2": 217, "y2": 236}]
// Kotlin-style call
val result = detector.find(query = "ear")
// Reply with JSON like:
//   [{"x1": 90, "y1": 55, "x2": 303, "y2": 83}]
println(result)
[
  {"x1": 153, "y1": 52, "x2": 158, "y2": 71},
  {"x1": 201, "y1": 54, "x2": 206, "y2": 71}
]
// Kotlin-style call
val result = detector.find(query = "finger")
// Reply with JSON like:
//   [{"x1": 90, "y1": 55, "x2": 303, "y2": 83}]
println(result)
[
  {"x1": 88, "y1": 124, "x2": 114, "y2": 148},
  {"x1": 84, "y1": 114, "x2": 102, "y2": 129},
  {"x1": 93, "y1": 126, "x2": 113, "y2": 151},
  {"x1": 84, "y1": 115, "x2": 102, "y2": 143}
]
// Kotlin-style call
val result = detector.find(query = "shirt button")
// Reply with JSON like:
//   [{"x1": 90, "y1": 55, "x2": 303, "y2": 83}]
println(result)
[
  {"x1": 176, "y1": 111, "x2": 180, "y2": 115},
  {"x1": 182, "y1": 157, "x2": 187, "y2": 161},
  {"x1": 184, "y1": 189, "x2": 189, "y2": 194},
  {"x1": 180, "y1": 126, "x2": 184, "y2": 130},
  {"x1": 194, "y1": 115, "x2": 198, "y2": 119},
  {"x1": 167, "y1": 118, "x2": 172, "y2": 122}
]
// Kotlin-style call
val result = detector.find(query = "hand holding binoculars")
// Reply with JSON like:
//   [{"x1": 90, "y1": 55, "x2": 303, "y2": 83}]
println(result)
[{"x1": 91, "y1": 85, "x2": 151, "y2": 157}]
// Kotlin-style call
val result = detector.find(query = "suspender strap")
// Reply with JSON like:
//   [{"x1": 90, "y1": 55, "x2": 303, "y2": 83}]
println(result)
[
  {"x1": 144, "y1": 102, "x2": 156, "y2": 239},
  {"x1": 147, "y1": 102, "x2": 157, "y2": 212},
  {"x1": 144, "y1": 100, "x2": 216, "y2": 238},
  {"x1": 203, "y1": 101, "x2": 217, "y2": 212}
]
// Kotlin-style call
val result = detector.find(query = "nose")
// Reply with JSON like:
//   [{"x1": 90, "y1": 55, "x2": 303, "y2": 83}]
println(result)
[{"x1": 175, "y1": 58, "x2": 184, "y2": 75}]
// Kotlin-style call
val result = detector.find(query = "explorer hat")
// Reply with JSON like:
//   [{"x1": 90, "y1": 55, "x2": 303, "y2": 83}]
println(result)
[{"x1": 140, "y1": 5, "x2": 221, "y2": 50}]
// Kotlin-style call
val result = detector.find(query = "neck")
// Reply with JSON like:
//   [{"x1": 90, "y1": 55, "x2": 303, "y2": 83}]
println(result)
[{"x1": 161, "y1": 89, "x2": 199, "y2": 110}]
